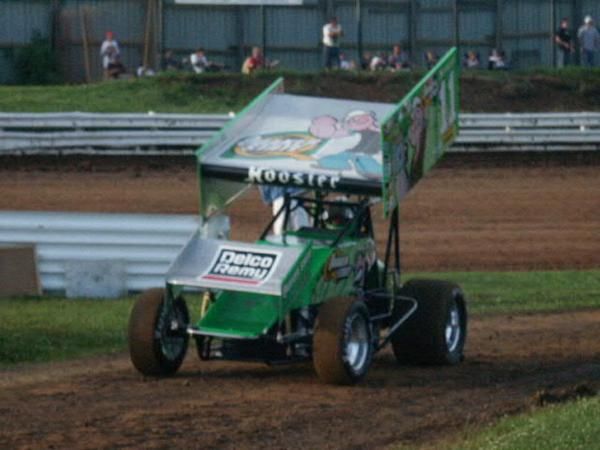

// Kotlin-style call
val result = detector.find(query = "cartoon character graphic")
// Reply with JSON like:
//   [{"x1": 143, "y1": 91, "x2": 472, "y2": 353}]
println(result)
[
  {"x1": 309, "y1": 110, "x2": 382, "y2": 179},
  {"x1": 407, "y1": 78, "x2": 439, "y2": 185}
]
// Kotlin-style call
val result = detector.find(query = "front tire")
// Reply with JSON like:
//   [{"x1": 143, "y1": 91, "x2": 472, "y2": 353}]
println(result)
[
  {"x1": 128, "y1": 288, "x2": 189, "y2": 376},
  {"x1": 313, "y1": 297, "x2": 373, "y2": 385},
  {"x1": 391, "y1": 279, "x2": 467, "y2": 365}
]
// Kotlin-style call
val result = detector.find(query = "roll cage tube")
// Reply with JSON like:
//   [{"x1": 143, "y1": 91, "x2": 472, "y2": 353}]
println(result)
[{"x1": 259, "y1": 194, "x2": 374, "y2": 246}]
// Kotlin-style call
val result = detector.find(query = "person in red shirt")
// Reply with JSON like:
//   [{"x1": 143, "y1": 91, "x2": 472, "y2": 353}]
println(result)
[{"x1": 242, "y1": 47, "x2": 265, "y2": 74}]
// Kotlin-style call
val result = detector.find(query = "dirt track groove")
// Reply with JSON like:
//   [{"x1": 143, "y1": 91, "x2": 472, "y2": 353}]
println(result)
[{"x1": 1, "y1": 310, "x2": 600, "y2": 450}]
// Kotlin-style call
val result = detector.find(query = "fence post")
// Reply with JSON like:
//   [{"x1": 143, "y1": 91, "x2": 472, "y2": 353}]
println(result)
[
  {"x1": 495, "y1": 0, "x2": 503, "y2": 51},
  {"x1": 453, "y1": 0, "x2": 459, "y2": 49},
  {"x1": 409, "y1": 0, "x2": 418, "y2": 66},
  {"x1": 356, "y1": 0, "x2": 363, "y2": 64}
]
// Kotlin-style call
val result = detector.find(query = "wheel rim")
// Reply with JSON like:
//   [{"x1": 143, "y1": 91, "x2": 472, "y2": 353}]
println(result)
[
  {"x1": 445, "y1": 302, "x2": 462, "y2": 353},
  {"x1": 344, "y1": 312, "x2": 370, "y2": 373},
  {"x1": 157, "y1": 302, "x2": 186, "y2": 361}
]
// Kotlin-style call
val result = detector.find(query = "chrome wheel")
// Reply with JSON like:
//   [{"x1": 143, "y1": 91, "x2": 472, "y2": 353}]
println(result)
[
  {"x1": 157, "y1": 301, "x2": 188, "y2": 362},
  {"x1": 344, "y1": 312, "x2": 370, "y2": 373},
  {"x1": 445, "y1": 303, "x2": 461, "y2": 353}
]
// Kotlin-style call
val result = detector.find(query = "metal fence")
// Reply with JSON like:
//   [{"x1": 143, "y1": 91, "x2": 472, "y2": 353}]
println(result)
[
  {"x1": 0, "y1": 211, "x2": 199, "y2": 292},
  {"x1": 2, "y1": 112, "x2": 599, "y2": 154},
  {"x1": 1, "y1": 0, "x2": 600, "y2": 83}
]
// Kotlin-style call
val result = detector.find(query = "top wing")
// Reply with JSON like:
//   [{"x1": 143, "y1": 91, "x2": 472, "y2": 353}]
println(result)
[
  {"x1": 198, "y1": 84, "x2": 394, "y2": 208},
  {"x1": 196, "y1": 48, "x2": 460, "y2": 217}
]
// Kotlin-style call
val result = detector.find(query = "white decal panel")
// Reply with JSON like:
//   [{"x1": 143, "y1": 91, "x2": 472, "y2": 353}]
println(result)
[{"x1": 199, "y1": 246, "x2": 282, "y2": 287}]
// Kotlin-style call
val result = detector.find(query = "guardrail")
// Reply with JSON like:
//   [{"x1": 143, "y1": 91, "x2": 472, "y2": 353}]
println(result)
[
  {"x1": 1, "y1": 112, "x2": 599, "y2": 154},
  {"x1": 0, "y1": 211, "x2": 198, "y2": 293},
  {"x1": 454, "y1": 112, "x2": 600, "y2": 152}
]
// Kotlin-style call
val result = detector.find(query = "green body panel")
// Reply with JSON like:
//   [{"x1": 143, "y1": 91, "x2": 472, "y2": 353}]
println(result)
[
  {"x1": 381, "y1": 47, "x2": 460, "y2": 217},
  {"x1": 199, "y1": 290, "x2": 279, "y2": 337},
  {"x1": 195, "y1": 231, "x2": 377, "y2": 337}
]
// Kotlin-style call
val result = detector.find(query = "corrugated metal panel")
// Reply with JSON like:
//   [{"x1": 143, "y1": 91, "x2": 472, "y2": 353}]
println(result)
[
  {"x1": 0, "y1": 211, "x2": 199, "y2": 292},
  {"x1": 502, "y1": 0, "x2": 551, "y2": 34},
  {"x1": 459, "y1": 9, "x2": 495, "y2": 43},
  {"x1": 0, "y1": 0, "x2": 51, "y2": 44},
  {"x1": 241, "y1": 6, "x2": 262, "y2": 47},
  {"x1": 334, "y1": 5, "x2": 359, "y2": 46},
  {"x1": 60, "y1": 0, "x2": 146, "y2": 42},
  {"x1": 364, "y1": 6, "x2": 409, "y2": 46},
  {"x1": 420, "y1": 0, "x2": 453, "y2": 9},
  {"x1": 164, "y1": 4, "x2": 237, "y2": 51},
  {"x1": 266, "y1": 6, "x2": 321, "y2": 47},
  {"x1": 418, "y1": 11, "x2": 453, "y2": 41}
]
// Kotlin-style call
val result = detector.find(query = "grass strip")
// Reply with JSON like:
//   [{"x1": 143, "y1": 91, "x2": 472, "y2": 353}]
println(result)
[{"x1": 1, "y1": 270, "x2": 599, "y2": 366}]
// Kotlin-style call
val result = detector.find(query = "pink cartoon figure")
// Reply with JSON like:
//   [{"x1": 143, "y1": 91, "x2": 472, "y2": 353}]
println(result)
[{"x1": 309, "y1": 110, "x2": 382, "y2": 179}]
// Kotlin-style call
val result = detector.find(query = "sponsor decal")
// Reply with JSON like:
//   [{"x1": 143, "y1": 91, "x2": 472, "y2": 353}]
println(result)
[
  {"x1": 246, "y1": 166, "x2": 340, "y2": 190},
  {"x1": 200, "y1": 246, "x2": 281, "y2": 286},
  {"x1": 232, "y1": 133, "x2": 323, "y2": 160},
  {"x1": 325, "y1": 252, "x2": 351, "y2": 281}
]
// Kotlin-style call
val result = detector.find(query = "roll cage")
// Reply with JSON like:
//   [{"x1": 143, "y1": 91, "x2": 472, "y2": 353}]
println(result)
[{"x1": 259, "y1": 194, "x2": 375, "y2": 247}]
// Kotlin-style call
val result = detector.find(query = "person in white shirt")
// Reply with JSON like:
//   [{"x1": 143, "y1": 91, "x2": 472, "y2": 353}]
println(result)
[
  {"x1": 322, "y1": 17, "x2": 343, "y2": 69},
  {"x1": 190, "y1": 48, "x2": 209, "y2": 74},
  {"x1": 100, "y1": 31, "x2": 120, "y2": 79}
]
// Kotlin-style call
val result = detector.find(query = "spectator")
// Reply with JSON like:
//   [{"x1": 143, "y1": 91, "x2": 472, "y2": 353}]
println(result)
[
  {"x1": 388, "y1": 44, "x2": 410, "y2": 70},
  {"x1": 488, "y1": 48, "x2": 507, "y2": 70},
  {"x1": 555, "y1": 18, "x2": 574, "y2": 67},
  {"x1": 577, "y1": 15, "x2": 600, "y2": 67},
  {"x1": 360, "y1": 52, "x2": 373, "y2": 70},
  {"x1": 241, "y1": 46, "x2": 265, "y2": 74},
  {"x1": 136, "y1": 65, "x2": 155, "y2": 77},
  {"x1": 100, "y1": 31, "x2": 120, "y2": 80},
  {"x1": 339, "y1": 53, "x2": 355, "y2": 70},
  {"x1": 424, "y1": 51, "x2": 438, "y2": 69},
  {"x1": 322, "y1": 17, "x2": 343, "y2": 69},
  {"x1": 106, "y1": 54, "x2": 126, "y2": 79},
  {"x1": 463, "y1": 51, "x2": 480, "y2": 69},
  {"x1": 241, "y1": 46, "x2": 278, "y2": 74},
  {"x1": 190, "y1": 48, "x2": 209, "y2": 74},
  {"x1": 369, "y1": 52, "x2": 387, "y2": 71},
  {"x1": 161, "y1": 50, "x2": 181, "y2": 71}
]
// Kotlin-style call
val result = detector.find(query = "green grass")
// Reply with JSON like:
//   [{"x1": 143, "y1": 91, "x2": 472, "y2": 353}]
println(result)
[
  {"x1": 446, "y1": 396, "x2": 600, "y2": 450},
  {"x1": 0, "y1": 75, "x2": 259, "y2": 113},
  {"x1": 1, "y1": 270, "x2": 599, "y2": 366},
  {"x1": 0, "y1": 296, "x2": 135, "y2": 367},
  {"x1": 1, "y1": 68, "x2": 599, "y2": 113},
  {"x1": 405, "y1": 270, "x2": 600, "y2": 315}
]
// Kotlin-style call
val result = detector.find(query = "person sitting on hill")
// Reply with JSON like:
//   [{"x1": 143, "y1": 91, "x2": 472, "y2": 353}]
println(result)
[
  {"x1": 241, "y1": 46, "x2": 278, "y2": 74},
  {"x1": 488, "y1": 49, "x2": 508, "y2": 70},
  {"x1": 388, "y1": 44, "x2": 410, "y2": 70},
  {"x1": 463, "y1": 51, "x2": 481, "y2": 69}
]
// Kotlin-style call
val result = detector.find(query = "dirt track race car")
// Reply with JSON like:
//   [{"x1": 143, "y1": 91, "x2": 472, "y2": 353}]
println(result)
[{"x1": 128, "y1": 48, "x2": 468, "y2": 385}]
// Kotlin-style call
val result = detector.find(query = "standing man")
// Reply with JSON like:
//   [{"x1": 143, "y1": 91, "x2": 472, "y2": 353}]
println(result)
[
  {"x1": 554, "y1": 18, "x2": 574, "y2": 67},
  {"x1": 578, "y1": 15, "x2": 600, "y2": 67},
  {"x1": 100, "y1": 31, "x2": 120, "y2": 80},
  {"x1": 322, "y1": 17, "x2": 343, "y2": 70}
]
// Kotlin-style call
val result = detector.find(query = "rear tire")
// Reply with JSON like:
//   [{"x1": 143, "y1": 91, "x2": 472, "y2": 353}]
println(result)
[
  {"x1": 391, "y1": 279, "x2": 467, "y2": 365},
  {"x1": 313, "y1": 296, "x2": 373, "y2": 385},
  {"x1": 128, "y1": 288, "x2": 189, "y2": 376}
]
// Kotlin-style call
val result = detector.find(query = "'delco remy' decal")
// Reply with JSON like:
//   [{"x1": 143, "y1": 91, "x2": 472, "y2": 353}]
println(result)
[{"x1": 200, "y1": 246, "x2": 281, "y2": 286}]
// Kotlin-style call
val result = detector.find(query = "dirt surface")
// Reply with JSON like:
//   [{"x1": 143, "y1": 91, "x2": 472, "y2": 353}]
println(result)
[
  {"x1": 1, "y1": 310, "x2": 599, "y2": 450},
  {"x1": 1, "y1": 153, "x2": 599, "y2": 448},
  {"x1": 1, "y1": 152, "x2": 599, "y2": 271}
]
